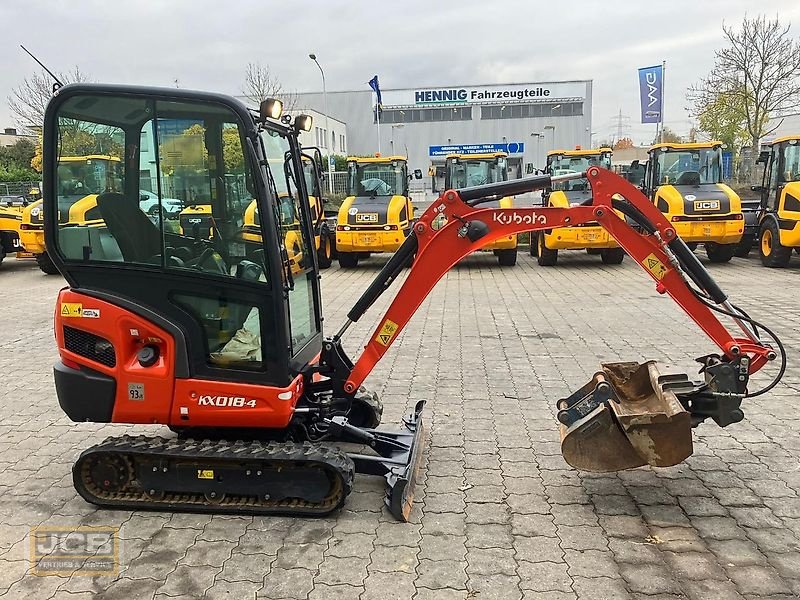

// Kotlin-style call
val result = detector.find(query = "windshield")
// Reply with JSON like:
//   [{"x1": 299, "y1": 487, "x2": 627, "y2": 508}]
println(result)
[
  {"x1": 57, "y1": 158, "x2": 123, "y2": 197},
  {"x1": 448, "y1": 158, "x2": 507, "y2": 188},
  {"x1": 656, "y1": 148, "x2": 722, "y2": 186},
  {"x1": 782, "y1": 144, "x2": 800, "y2": 183},
  {"x1": 348, "y1": 161, "x2": 405, "y2": 196},
  {"x1": 548, "y1": 153, "x2": 610, "y2": 191}
]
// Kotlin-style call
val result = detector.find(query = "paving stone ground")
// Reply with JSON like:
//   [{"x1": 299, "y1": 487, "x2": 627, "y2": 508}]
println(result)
[{"x1": 0, "y1": 249, "x2": 799, "y2": 600}]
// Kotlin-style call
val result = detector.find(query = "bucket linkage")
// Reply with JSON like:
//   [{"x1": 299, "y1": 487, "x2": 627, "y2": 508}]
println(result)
[{"x1": 557, "y1": 357, "x2": 750, "y2": 472}]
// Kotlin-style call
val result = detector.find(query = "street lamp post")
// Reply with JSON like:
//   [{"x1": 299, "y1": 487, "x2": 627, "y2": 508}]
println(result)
[
  {"x1": 530, "y1": 132, "x2": 544, "y2": 170},
  {"x1": 544, "y1": 125, "x2": 556, "y2": 152},
  {"x1": 390, "y1": 124, "x2": 404, "y2": 155},
  {"x1": 309, "y1": 53, "x2": 333, "y2": 194}
]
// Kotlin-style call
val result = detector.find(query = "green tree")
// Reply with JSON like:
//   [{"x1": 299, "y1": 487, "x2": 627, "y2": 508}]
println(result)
[
  {"x1": 689, "y1": 15, "x2": 800, "y2": 159},
  {"x1": 652, "y1": 127, "x2": 682, "y2": 144},
  {"x1": 695, "y1": 92, "x2": 751, "y2": 156}
]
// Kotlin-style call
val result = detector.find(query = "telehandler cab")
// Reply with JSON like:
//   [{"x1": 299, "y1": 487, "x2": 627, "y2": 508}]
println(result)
[
  {"x1": 753, "y1": 135, "x2": 800, "y2": 267},
  {"x1": 532, "y1": 147, "x2": 625, "y2": 266},
  {"x1": 43, "y1": 84, "x2": 784, "y2": 521},
  {"x1": 444, "y1": 152, "x2": 518, "y2": 266}
]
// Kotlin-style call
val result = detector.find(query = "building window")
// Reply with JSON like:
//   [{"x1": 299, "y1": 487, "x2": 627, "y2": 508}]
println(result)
[
  {"x1": 331, "y1": 130, "x2": 336, "y2": 151},
  {"x1": 479, "y1": 101, "x2": 583, "y2": 120},
  {"x1": 340, "y1": 135, "x2": 345, "y2": 153},
  {"x1": 376, "y1": 106, "x2": 472, "y2": 124}
]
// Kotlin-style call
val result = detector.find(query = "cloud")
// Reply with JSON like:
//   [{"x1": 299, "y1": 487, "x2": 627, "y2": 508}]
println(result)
[{"x1": 1, "y1": 0, "x2": 796, "y2": 147}]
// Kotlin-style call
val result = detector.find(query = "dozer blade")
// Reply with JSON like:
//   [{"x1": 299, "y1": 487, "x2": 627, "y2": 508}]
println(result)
[{"x1": 557, "y1": 362, "x2": 693, "y2": 472}]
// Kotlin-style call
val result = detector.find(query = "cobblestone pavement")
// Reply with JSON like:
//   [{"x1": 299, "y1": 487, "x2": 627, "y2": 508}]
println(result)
[{"x1": 0, "y1": 250, "x2": 798, "y2": 600}]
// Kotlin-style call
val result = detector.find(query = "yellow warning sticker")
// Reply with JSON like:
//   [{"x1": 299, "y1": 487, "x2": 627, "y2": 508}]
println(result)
[
  {"x1": 60, "y1": 303, "x2": 83, "y2": 318},
  {"x1": 197, "y1": 470, "x2": 214, "y2": 480},
  {"x1": 643, "y1": 253, "x2": 669, "y2": 280},
  {"x1": 375, "y1": 319, "x2": 400, "y2": 347}
]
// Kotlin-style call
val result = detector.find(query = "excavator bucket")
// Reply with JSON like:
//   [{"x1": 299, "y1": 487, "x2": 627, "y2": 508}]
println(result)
[{"x1": 557, "y1": 362, "x2": 693, "y2": 472}]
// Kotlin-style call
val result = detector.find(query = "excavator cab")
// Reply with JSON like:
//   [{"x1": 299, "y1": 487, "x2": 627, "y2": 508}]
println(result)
[{"x1": 444, "y1": 152, "x2": 518, "y2": 266}]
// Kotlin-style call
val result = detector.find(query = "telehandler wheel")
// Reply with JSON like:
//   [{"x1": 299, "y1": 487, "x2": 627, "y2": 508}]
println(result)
[
  {"x1": 537, "y1": 235, "x2": 558, "y2": 266},
  {"x1": 0, "y1": 249, "x2": 5, "y2": 266},
  {"x1": 734, "y1": 238, "x2": 754, "y2": 258},
  {"x1": 338, "y1": 252, "x2": 359, "y2": 268},
  {"x1": 35, "y1": 251, "x2": 60, "y2": 275},
  {"x1": 586, "y1": 248, "x2": 602, "y2": 255},
  {"x1": 497, "y1": 248, "x2": 517, "y2": 267},
  {"x1": 759, "y1": 221, "x2": 792, "y2": 268},
  {"x1": 705, "y1": 242, "x2": 736, "y2": 263},
  {"x1": 317, "y1": 234, "x2": 333, "y2": 269},
  {"x1": 600, "y1": 248, "x2": 625, "y2": 264},
  {"x1": 529, "y1": 233, "x2": 539, "y2": 257}
]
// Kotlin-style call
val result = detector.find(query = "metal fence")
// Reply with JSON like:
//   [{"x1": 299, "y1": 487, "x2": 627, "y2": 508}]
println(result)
[{"x1": 0, "y1": 181, "x2": 40, "y2": 197}]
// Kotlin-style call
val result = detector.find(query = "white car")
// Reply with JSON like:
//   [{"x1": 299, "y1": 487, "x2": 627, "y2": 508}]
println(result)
[{"x1": 139, "y1": 190, "x2": 183, "y2": 217}]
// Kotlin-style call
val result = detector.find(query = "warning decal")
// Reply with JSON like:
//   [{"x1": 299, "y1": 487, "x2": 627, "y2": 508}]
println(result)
[
  {"x1": 375, "y1": 319, "x2": 400, "y2": 347},
  {"x1": 60, "y1": 303, "x2": 83, "y2": 318},
  {"x1": 643, "y1": 253, "x2": 669, "y2": 280}
]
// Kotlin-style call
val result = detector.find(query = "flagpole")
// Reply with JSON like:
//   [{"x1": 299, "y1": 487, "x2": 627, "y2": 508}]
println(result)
[
  {"x1": 659, "y1": 60, "x2": 666, "y2": 144},
  {"x1": 376, "y1": 91, "x2": 381, "y2": 154}
]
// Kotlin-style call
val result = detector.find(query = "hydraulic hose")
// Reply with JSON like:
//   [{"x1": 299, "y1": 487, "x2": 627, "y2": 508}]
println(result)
[
  {"x1": 610, "y1": 199, "x2": 727, "y2": 304},
  {"x1": 346, "y1": 232, "x2": 418, "y2": 323}
]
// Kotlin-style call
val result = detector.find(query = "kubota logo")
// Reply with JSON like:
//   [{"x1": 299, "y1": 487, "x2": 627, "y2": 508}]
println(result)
[
  {"x1": 197, "y1": 395, "x2": 257, "y2": 408},
  {"x1": 492, "y1": 211, "x2": 547, "y2": 226}
]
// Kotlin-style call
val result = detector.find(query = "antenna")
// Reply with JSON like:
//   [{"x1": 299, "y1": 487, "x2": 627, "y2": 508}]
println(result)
[{"x1": 19, "y1": 45, "x2": 64, "y2": 91}]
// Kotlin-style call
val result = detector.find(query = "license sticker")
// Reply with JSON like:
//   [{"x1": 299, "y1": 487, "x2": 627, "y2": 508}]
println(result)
[
  {"x1": 643, "y1": 253, "x2": 669, "y2": 280},
  {"x1": 128, "y1": 383, "x2": 145, "y2": 401},
  {"x1": 60, "y1": 303, "x2": 82, "y2": 318},
  {"x1": 375, "y1": 319, "x2": 399, "y2": 347}
]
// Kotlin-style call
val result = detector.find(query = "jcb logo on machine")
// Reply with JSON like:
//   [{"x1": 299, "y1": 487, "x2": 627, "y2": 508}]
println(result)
[
  {"x1": 355, "y1": 212, "x2": 379, "y2": 223},
  {"x1": 197, "y1": 395, "x2": 257, "y2": 408},
  {"x1": 188, "y1": 218, "x2": 203, "y2": 224},
  {"x1": 693, "y1": 199, "x2": 720, "y2": 211}
]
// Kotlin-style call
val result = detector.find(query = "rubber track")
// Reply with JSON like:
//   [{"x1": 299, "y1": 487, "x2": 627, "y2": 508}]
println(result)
[{"x1": 73, "y1": 435, "x2": 355, "y2": 517}]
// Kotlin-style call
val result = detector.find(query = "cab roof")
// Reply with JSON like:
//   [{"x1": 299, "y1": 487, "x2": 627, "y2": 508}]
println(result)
[
  {"x1": 445, "y1": 152, "x2": 508, "y2": 160},
  {"x1": 649, "y1": 141, "x2": 723, "y2": 151},
  {"x1": 547, "y1": 147, "x2": 612, "y2": 157},
  {"x1": 59, "y1": 155, "x2": 121, "y2": 162},
  {"x1": 763, "y1": 135, "x2": 800, "y2": 146},
  {"x1": 347, "y1": 155, "x2": 407, "y2": 163}
]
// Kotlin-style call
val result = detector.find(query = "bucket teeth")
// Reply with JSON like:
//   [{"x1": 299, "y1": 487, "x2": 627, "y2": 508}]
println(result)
[{"x1": 558, "y1": 361, "x2": 693, "y2": 472}]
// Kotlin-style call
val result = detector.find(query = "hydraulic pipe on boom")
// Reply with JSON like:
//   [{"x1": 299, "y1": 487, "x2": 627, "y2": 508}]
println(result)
[{"x1": 323, "y1": 167, "x2": 782, "y2": 473}]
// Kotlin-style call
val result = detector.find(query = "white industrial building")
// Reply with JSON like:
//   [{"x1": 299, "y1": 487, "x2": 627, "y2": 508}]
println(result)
[{"x1": 295, "y1": 81, "x2": 592, "y2": 191}]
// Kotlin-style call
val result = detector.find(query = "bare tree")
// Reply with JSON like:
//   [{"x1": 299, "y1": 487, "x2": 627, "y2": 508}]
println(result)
[
  {"x1": 689, "y1": 15, "x2": 800, "y2": 155},
  {"x1": 7, "y1": 67, "x2": 91, "y2": 132},
  {"x1": 241, "y1": 62, "x2": 297, "y2": 110}
]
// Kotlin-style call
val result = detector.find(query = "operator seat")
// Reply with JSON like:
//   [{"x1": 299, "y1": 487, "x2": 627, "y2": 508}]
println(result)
[
  {"x1": 676, "y1": 171, "x2": 701, "y2": 186},
  {"x1": 96, "y1": 192, "x2": 162, "y2": 263}
]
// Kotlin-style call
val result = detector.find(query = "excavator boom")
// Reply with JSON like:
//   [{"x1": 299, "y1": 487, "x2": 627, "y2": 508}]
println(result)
[{"x1": 325, "y1": 167, "x2": 780, "y2": 473}]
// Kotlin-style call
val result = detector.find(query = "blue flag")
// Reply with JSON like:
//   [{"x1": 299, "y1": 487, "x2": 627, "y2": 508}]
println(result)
[
  {"x1": 368, "y1": 75, "x2": 382, "y2": 108},
  {"x1": 638, "y1": 64, "x2": 663, "y2": 124}
]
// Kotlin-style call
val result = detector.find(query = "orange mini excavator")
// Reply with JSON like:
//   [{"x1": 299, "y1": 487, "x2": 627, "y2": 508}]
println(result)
[{"x1": 43, "y1": 84, "x2": 784, "y2": 520}]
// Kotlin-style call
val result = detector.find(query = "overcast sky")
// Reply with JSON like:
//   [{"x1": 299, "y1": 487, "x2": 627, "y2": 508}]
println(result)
[{"x1": 1, "y1": 0, "x2": 798, "y2": 145}]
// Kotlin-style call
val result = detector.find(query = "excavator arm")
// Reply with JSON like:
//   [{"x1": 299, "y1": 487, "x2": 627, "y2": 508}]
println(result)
[{"x1": 321, "y1": 167, "x2": 782, "y2": 479}]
